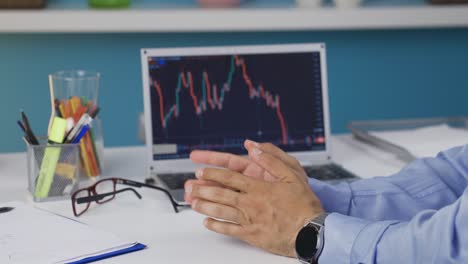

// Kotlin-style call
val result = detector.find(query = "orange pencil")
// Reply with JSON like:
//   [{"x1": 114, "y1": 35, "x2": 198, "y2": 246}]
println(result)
[
  {"x1": 84, "y1": 133, "x2": 98, "y2": 176},
  {"x1": 88, "y1": 132, "x2": 99, "y2": 176},
  {"x1": 59, "y1": 103, "x2": 66, "y2": 119},
  {"x1": 89, "y1": 127, "x2": 101, "y2": 173},
  {"x1": 73, "y1": 105, "x2": 86, "y2": 123},
  {"x1": 79, "y1": 140, "x2": 92, "y2": 177},
  {"x1": 64, "y1": 100, "x2": 72, "y2": 118},
  {"x1": 70, "y1": 96, "x2": 80, "y2": 116}
]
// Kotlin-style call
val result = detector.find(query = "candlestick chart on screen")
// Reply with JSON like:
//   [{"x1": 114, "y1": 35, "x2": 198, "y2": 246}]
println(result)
[{"x1": 148, "y1": 52, "x2": 326, "y2": 159}]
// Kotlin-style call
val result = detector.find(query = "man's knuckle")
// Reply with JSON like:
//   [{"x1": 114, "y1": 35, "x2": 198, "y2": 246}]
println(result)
[
  {"x1": 205, "y1": 219, "x2": 214, "y2": 230},
  {"x1": 259, "y1": 153, "x2": 273, "y2": 163},
  {"x1": 212, "y1": 187, "x2": 224, "y2": 197},
  {"x1": 228, "y1": 209, "x2": 238, "y2": 220},
  {"x1": 192, "y1": 200, "x2": 199, "y2": 210},
  {"x1": 203, "y1": 187, "x2": 215, "y2": 199},
  {"x1": 222, "y1": 172, "x2": 236, "y2": 186},
  {"x1": 225, "y1": 171, "x2": 234, "y2": 181},
  {"x1": 232, "y1": 195, "x2": 241, "y2": 206},
  {"x1": 236, "y1": 210, "x2": 245, "y2": 224},
  {"x1": 240, "y1": 195, "x2": 251, "y2": 207},
  {"x1": 204, "y1": 168, "x2": 214, "y2": 177},
  {"x1": 226, "y1": 154, "x2": 237, "y2": 168},
  {"x1": 245, "y1": 225, "x2": 258, "y2": 236},
  {"x1": 292, "y1": 157, "x2": 301, "y2": 166},
  {"x1": 244, "y1": 180, "x2": 253, "y2": 190},
  {"x1": 191, "y1": 185, "x2": 199, "y2": 196},
  {"x1": 212, "y1": 205, "x2": 223, "y2": 216}
]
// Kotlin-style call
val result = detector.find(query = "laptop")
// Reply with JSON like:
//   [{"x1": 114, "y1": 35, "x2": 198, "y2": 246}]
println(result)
[{"x1": 140, "y1": 43, "x2": 358, "y2": 205}]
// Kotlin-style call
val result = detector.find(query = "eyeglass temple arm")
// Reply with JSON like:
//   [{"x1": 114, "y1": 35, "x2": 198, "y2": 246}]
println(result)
[
  {"x1": 119, "y1": 179, "x2": 180, "y2": 213},
  {"x1": 76, "y1": 188, "x2": 142, "y2": 204}
]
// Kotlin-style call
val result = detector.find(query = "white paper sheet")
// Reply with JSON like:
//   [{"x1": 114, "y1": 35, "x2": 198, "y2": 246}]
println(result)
[
  {"x1": 0, "y1": 201, "x2": 139, "y2": 264},
  {"x1": 371, "y1": 124, "x2": 468, "y2": 158}
]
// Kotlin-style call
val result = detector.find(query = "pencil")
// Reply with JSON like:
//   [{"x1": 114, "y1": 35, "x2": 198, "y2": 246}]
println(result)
[
  {"x1": 59, "y1": 103, "x2": 66, "y2": 119},
  {"x1": 85, "y1": 133, "x2": 98, "y2": 176},
  {"x1": 65, "y1": 100, "x2": 72, "y2": 118},
  {"x1": 89, "y1": 127, "x2": 101, "y2": 173},
  {"x1": 21, "y1": 111, "x2": 39, "y2": 145},
  {"x1": 79, "y1": 140, "x2": 92, "y2": 177}
]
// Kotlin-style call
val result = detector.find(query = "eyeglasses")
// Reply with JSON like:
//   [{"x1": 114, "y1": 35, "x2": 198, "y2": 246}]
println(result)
[{"x1": 71, "y1": 178, "x2": 183, "y2": 217}]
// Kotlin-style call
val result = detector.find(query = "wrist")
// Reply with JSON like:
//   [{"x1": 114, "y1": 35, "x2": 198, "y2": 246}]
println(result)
[
  {"x1": 288, "y1": 209, "x2": 323, "y2": 257},
  {"x1": 295, "y1": 212, "x2": 328, "y2": 264}
]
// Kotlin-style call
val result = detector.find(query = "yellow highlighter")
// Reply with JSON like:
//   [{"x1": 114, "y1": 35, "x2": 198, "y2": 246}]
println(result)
[{"x1": 34, "y1": 117, "x2": 68, "y2": 199}]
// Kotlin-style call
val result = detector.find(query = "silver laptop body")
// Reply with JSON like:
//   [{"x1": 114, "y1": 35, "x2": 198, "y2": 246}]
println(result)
[{"x1": 141, "y1": 43, "x2": 356, "y2": 205}]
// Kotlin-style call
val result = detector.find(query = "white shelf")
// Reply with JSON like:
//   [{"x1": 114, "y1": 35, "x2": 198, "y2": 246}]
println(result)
[{"x1": 1, "y1": 6, "x2": 468, "y2": 33}]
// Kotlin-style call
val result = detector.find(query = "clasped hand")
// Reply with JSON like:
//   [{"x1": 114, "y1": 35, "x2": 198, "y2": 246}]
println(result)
[{"x1": 185, "y1": 140, "x2": 324, "y2": 257}]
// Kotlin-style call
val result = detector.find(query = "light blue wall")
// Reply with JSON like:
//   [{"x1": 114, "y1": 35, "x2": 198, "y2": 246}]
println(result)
[{"x1": 1, "y1": 29, "x2": 468, "y2": 153}]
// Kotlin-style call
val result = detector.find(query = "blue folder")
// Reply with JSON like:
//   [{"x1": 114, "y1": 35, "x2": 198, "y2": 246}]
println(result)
[{"x1": 66, "y1": 243, "x2": 147, "y2": 264}]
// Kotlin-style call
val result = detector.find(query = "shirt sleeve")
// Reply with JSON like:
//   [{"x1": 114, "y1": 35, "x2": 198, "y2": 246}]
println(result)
[
  {"x1": 309, "y1": 144, "x2": 468, "y2": 221},
  {"x1": 319, "y1": 187, "x2": 468, "y2": 264}
]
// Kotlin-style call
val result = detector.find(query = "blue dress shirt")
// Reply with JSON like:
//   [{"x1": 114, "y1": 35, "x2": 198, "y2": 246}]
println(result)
[{"x1": 308, "y1": 144, "x2": 468, "y2": 263}]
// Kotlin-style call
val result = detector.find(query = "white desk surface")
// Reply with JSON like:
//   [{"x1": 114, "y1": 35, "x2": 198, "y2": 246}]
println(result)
[{"x1": 0, "y1": 134, "x2": 406, "y2": 264}]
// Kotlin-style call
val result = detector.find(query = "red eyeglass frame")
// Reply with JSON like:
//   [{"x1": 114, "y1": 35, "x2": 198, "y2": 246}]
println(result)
[{"x1": 71, "y1": 177, "x2": 182, "y2": 217}]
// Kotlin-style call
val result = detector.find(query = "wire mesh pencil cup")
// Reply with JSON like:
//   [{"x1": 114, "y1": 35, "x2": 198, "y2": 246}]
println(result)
[{"x1": 26, "y1": 138, "x2": 83, "y2": 202}]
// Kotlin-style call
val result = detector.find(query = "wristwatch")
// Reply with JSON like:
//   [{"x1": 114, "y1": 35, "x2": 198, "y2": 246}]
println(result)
[{"x1": 295, "y1": 213, "x2": 328, "y2": 264}]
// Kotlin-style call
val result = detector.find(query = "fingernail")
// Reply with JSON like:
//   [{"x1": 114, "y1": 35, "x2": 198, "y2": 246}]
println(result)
[
  {"x1": 185, "y1": 184, "x2": 192, "y2": 194},
  {"x1": 246, "y1": 139, "x2": 259, "y2": 147},
  {"x1": 195, "y1": 168, "x2": 203, "y2": 178},
  {"x1": 250, "y1": 147, "x2": 262, "y2": 158}
]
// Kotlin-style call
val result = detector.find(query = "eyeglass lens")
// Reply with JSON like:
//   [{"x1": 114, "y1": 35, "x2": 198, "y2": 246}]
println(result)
[
  {"x1": 94, "y1": 179, "x2": 117, "y2": 204},
  {"x1": 73, "y1": 179, "x2": 117, "y2": 216},
  {"x1": 73, "y1": 188, "x2": 91, "y2": 216}
]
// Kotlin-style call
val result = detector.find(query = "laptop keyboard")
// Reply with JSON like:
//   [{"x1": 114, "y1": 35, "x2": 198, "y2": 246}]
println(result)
[
  {"x1": 155, "y1": 163, "x2": 357, "y2": 190},
  {"x1": 303, "y1": 164, "x2": 357, "y2": 182},
  {"x1": 157, "y1": 173, "x2": 196, "y2": 190}
]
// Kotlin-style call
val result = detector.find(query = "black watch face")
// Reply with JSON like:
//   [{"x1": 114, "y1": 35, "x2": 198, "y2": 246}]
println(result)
[{"x1": 296, "y1": 225, "x2": 318, "y2": 259}]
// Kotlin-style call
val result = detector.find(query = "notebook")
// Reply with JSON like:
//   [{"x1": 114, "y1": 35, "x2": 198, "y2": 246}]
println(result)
[
  {"x1": 140, "y1": 43, "x2": 358, "y2": 204},
  {"x1": 0, "y1": 201, "x2": 145, "y2": 264}
]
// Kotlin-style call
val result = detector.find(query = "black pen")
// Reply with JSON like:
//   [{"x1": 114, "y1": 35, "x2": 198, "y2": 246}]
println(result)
[
  {"x1": 21, "y1": 110, "x2": 39, "y2": 145},
  {"x1": 0, "y1": 207, "x2": 14, "y2": 214},
  {"x1": 89, "y1": 106, "x2": 100, "y2": 119}
]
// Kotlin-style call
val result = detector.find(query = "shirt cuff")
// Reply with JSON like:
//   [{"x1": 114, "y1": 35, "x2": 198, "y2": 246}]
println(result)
[
  {"x1": 320, "y1": 213, "x2": 400, "y2": 264},
  {"x1": 320, "y1": 213, "x2": 370, "y2": 263},
  {"x1": 308, "y1": 178, "x2": 352, "y2": 215}
]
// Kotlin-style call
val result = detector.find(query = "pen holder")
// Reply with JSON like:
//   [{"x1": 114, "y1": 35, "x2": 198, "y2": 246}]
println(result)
[
  {"x1": 49, "y1": 70, "x2": 104, "y2": 177},
  {"x1": 27, "y1": 139, "x2": 83, "y2": 202}
]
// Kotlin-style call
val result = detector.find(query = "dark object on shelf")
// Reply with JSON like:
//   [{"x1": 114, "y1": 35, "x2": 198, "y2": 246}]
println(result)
[
  {"x1": 197, "y1": 0, "x2": 242, "y2": 8},
  {"x1": 428, "y1": 0, "x2": 468, "y2": 4},
  {"x1": 0, "y1": 0, "x2": 45, "y2": 8}
]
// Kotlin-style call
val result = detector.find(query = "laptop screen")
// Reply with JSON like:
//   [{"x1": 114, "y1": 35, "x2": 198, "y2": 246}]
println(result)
[{"x1": 146, "y1": 51, "x2": 326, "y2": 160}]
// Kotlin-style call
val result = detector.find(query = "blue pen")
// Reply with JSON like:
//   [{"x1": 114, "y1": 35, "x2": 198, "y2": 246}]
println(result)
[{"x1": 72, "y1": 125, "x2": 90, "y2": 144}]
